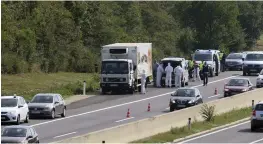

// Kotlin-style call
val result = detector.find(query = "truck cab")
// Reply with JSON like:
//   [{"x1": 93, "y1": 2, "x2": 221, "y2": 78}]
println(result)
[
  {"x1": 160, "y1": 57, "x2": 189, "y2": 87},
  {"x1": 242, "y1": 51, "x2": 263, "y2": 76},
  {"x1": 193, "y1": 49, "x2": 220, "y2": 77}
]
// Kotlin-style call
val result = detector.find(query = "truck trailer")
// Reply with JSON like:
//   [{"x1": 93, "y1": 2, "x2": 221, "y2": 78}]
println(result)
[{"x1": 100, "y1": 43, "x2": 153, "y2": 94}]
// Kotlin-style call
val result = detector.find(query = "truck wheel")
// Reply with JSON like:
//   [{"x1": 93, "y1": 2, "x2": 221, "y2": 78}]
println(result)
[
  {"x1": 215, "y1": 72, "x2": 219, "y2": 76},
  {"x1": 138, "y1": 86, "x2": 141, "y2": 92},
  {"x1": 128, "y1": 88, "x2": 134, "y2": 94},
  {"x1": 210, "y1": 69, "x2": 214, "y2": 77},
  {"x1": 101, "y1": 88, "x2": 107, "y2": 94}
]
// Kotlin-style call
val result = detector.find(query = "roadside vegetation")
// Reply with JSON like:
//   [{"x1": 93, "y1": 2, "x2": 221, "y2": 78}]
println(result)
[
  {"x1": 133, "y1": 104, "x2": 251, "y2": 143},
  {"x1": 1, "y1": 72, "x2": 100, "y2": 100}
]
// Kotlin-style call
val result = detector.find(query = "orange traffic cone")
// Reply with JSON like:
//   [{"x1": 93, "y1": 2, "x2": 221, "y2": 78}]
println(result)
[
  {"x1": 126, "y1": 109, "x2": 130, "y2": 118},
  {"x1": 214, "y1": 88, "x2": 218, "y2": 95},
  {"x1": 147, "y1": 103, "x2": 151, "y2": 112}
]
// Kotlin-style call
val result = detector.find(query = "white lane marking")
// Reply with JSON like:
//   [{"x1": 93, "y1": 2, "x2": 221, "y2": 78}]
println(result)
[
  {"x1": 208, "y1": 94, "x2": 221, "y2": 98},
  {"x1": 53, "y1": 131, "x2": 77, "y2": 139},
  {"x1": 115, "y1": 117, "x2": 134, "y2": 123},
  {"x1": 249, "y1": 138, "x2": 263, "y2": 144},
  {"x1": 176, "y1": 120, "x2": 250, "y2": 144},
  {"x1": 31, "y1": 75, "x2": 239, "y2": 127}
]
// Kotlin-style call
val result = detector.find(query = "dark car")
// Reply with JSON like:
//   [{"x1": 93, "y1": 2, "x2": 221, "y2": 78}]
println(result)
[
  {"x1": 224, "y1": 78, "x2": 253, "y2": 97},
  {"x1": 28, "y1": 93, "x2": 66, "y2": 119},
  {"x1": 224, "y1": 53, "x2": 243, "y2": 71},
  {"x1": 1, "y1": 125, "x2": 39, "y2": 143},
  {"x1": 169, "y1": 88, "x2": 203, "y2": 112}
]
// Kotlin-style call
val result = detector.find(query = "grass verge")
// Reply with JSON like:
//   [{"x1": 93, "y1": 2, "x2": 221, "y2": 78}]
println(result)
[
  {"x1": 133, "y1": 106, "x2": 251, "y2": 143},
  {"x1": 1, "y1": 72, "x2": 100, "y2": 100}
]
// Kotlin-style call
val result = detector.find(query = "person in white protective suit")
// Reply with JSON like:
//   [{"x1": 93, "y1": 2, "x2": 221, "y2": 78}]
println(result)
[
  {"x1": 141, "y1": 70, "x2": 147, "y2": 94},
  {"x1": 165, "y1": 63, "x2": 173, "y2": 88},
  {"x1": 174, "y1": 65, "x2": 184, "y2": 88},
  {"x1": 193, "y1": 61, "x2": 200, "y2": 81},
  {"x1": 156, "y1": 63, "x2": 164, "y2": 87}
]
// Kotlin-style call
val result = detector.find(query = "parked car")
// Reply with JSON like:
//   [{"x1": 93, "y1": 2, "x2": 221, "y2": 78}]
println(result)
[
  {"x1": 224, "y1": 78, "x2": 253, "y2": 97},
  {"x1": 28, "y1": 93, "x2": 66, "y2": 119},
  {"x1": 256, "y1": 69, "x2": 263, "y2": 88},
  {"x1": 1, "y1": 95, "x2": 29, "y2": 125},
  {"x1": 224, "y1": 53, "x2": 243, "y2": 71},
  {"x1": 251, "y1": 101, "x2": 263, "y2": 131},
  {"x1": 169, "y1": 88, "x2": 203, "y2": 112},
  {"x1": 1, "y1": 125, "x2": 39, "y2": 143}
]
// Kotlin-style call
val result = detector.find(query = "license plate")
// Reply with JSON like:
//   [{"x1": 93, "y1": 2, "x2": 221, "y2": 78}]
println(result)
[
  {"x1": 31, "y1": 111, "x2": 40, "y2": 114},
  {"x1": 1, "y1": 117, "x2": 5, "y2": 120},
  {"x1": 110, "y1": 84, "x2": 118, "y2": 87},
  {"x1": 250, "y1": 69, "x2": 257, "y2": 72},
  {"x1": 177, "y1": 105, "x2": 186, "y2": 108}
]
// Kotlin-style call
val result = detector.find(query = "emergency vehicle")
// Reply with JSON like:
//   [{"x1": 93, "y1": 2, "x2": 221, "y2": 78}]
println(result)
[
  {"x1": 192, "y1": 49, "x2": 221, "y2": 77},
  {"x1": 160, "y1": 57, "x2": 189, "y2": 87}
]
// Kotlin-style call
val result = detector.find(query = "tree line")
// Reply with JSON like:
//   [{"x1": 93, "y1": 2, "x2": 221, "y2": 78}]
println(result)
[{"x1": 2, "y1": 1, "x2": 263, "y2": 74}]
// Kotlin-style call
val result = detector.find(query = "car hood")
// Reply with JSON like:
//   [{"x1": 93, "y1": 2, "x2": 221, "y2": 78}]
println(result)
[
  {"x1": 225, "y1": 59, "x2": 243, "y2": 63},
  {"x1": 28, "y1": 103, "x2": 53, "y2": 108},
  {"x1": 171, "y1": 96, "x2": 195, "y2": 101},
  {"x1": 1, "y1": 137, "x2": 26, "y2": 143},
  {"x1": 225, "y1": 86, "x2": 247, "y2": 89},
  {"x1": 243, "y1": 61, "x2": 263, "y2": 65},
  {"x1": 1, "y1": 107, "x2": 18, "y2": 113}
]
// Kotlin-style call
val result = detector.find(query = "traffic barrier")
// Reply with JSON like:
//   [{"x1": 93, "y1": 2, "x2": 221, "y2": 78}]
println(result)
[
  {"x1": 53, "y1": 88, "x2": 263, "y2": 143},
  {"x1": 147, "y1": 103, "x2": 151, "y2": 112}
]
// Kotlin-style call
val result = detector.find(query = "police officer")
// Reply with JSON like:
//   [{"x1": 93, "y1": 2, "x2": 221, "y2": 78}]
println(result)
[
  {"x1": 202, "y1": 62, "x2": 209, "y2": 86},
  {"x1": 153, "y1": 60, "x2": 159, "y2": 86},
  {"x1": 188, "y1": 60, "x2": 194, "y2": 79},
  {"x1": 221, "y1": 53, "x2": 226, "y2": 72}
]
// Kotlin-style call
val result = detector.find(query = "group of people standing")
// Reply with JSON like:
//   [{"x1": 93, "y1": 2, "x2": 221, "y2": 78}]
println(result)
[
  {"x1": 188, "y1": 60, "x2": 209, "y2": 86},
  {"x1": 154, "y1": 61, "x2": 184, "y2": 88}
]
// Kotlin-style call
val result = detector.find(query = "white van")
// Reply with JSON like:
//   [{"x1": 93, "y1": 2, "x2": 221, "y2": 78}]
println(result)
[{"x1": 160, "y1": 57, "x2": 189, "y2": 87}]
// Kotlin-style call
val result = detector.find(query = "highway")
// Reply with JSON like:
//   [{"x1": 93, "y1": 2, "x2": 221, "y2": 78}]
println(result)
[
  {"x1": 177, "y1": 121, "x2": 263, "y2": 143},
  {"x1": 2, "y1": 71, "x2": 258, "y2": 143}
]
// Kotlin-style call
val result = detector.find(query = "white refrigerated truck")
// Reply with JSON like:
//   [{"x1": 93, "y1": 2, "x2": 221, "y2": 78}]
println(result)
[{"x1": 100, "y1": 43, "x2": 153, "y2": 94}]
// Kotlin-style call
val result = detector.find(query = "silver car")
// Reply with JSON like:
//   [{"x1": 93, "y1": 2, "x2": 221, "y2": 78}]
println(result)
[
  {"x1": 251, "y1": 101, "x2": 263, "y2": 131},
  {"x1": 225, "y1": 53, "x2": 243, "y2": 71},
  {"x1": 169, "y1": 88, "x2": 203, "y2": 112},
  {"x1": 1, "y1": 125, "x2": 39, "y2": 143},
  {"x1": 28, "y1": 93, "x2": 66, "y2": 119}
]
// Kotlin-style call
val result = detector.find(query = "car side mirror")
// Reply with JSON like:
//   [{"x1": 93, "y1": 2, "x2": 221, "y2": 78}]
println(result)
[
  {"x1": 27, "y1": 135, "x2": 33, "y2": 140},
  {"x1": 26, "y1": 101, "x2": 29, "y2": 104},
  {"x1": 171, "y1": 93, "x2": 175, "y2": 96},
  {"x1": 196, "y1": 95, "x2": 200, "y2": 97},
  {"x1": 54, "y1": 101, "x2": 59, "y2": 104},
  {"x1": 18, "y1": 105, "x2": 23, "y2": 108}
]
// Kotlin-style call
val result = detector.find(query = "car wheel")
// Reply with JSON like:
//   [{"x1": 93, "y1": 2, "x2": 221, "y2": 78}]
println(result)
[
  {"x1": 185, "y1": 82, "x2": 189, "y2": 86},
  {"x1": 50, "y1": 110, "x2": 55, "y2": 119},
  {"x1": 61, "y1": 107, "x2": 66, "y2": 117},
  {"x1": 16, "y1": 115, "x2": 20, "y2": 125},
  {"x1": 256, "y1": 85, "x2": 260, "y2": 88},
  {"x1": 224, "y1": 93, "x2": 228, "y2": 97},
  {"x1": 24, "y1": 113, "x2": 29, "y2": 123},
  {"x1": 251, "y1": 125, "x2": 256, "y2": 132},
  {"x1": 170, "y1": 106, "x2": 174, "y2": 112},
  {"x1": 200, "y1": 99, "x2": 203, "y2": 104}
]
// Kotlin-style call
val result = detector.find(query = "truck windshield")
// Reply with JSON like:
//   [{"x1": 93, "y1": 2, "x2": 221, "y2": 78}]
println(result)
[
  {"x1": 194, "y1": 53, "x2": 212, "y2": 61},
  {"x1": 226, "y1": 54, "x2": 243, "y2": 59},
  {"x1": 102, "y1": 61, "x2": 129, "y2": 74},
  {"x1": 245, "y1": 54, "x2": 263, "y2": 61}
]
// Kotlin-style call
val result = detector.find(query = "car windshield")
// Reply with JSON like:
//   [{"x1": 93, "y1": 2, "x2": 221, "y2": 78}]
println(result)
[
  {"x1": 31, "y1": 95, "x2": 53, "y2": 103},
  {"x1": 1, "y1": 99, "x2": 18, "y2": 107},
  {"x1": 255, "y1": 104, "x2": 263, "y2": 111},
  {"x1": 245, "y1": 54, "x2": 263, "y2": 61},
  {"x1": 101, "y1": 61, "x2": 129, "y2": 74},
  {"x1": 228, "y1": 79, "x2": 248, "y2": 86},
  {"x1": 226, "y1": 54, "x2": 243, "y2": 59},
  {"x1": 194, "y1": 53, "x2": 212, "y2": 61},
  {"x1": 1, "y1": 128, "x2": 27, "y2": 137},
  {"x1": 173, "y1": 89, "x2": 195, "y2": 97},
  {"x1": 161, "y1": 60, "x2": 181, "y2": 69}
]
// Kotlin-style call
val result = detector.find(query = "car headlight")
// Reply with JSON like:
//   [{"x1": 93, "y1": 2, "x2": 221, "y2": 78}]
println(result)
[
  {"x1": 44, "y1": 106, "x2": 52, "y2": 111},
  {"x1": 224, "y1": 88, "x2": 229, "y2": 91},
  {"x1": 188, "y1": 100, "x2": 194, "y2": 103},
  {"x1": 208, "y1": 64, "x2": 212, "y2": 67},
  {"x1": 242, "y1": 89, "x2": 247, "y2": 92},
  {"x1": 8, "y1": 111, "x2": 17, "y2": 116}
]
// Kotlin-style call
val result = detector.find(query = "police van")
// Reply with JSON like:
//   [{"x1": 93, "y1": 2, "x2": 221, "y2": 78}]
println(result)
[
  {"x1": 192, "y1": 49, "x2": 221, "y2": 77},
  {"x1": 160, "y1": 57, "x2": 189, "y2": 87}
]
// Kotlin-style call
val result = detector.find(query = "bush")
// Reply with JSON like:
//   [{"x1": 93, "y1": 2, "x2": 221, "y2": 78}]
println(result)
[{"x1": 199, "y1": 104, "x2": 216, "y2": 122}]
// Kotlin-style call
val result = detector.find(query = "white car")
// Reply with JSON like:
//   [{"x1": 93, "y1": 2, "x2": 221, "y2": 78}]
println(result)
[
  {"x1": 251, "y1": 101, "x2": 263, "y2": 131},
  {"x1": 256, "y1": 69, "x2": 263, "y2": 88},
  {"x1": 1, "y1": 95, "x2": 29, "y2": 124}
]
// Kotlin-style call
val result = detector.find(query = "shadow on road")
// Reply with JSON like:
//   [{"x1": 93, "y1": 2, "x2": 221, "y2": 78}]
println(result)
[{"x1": 238, "y1": 128, "x2": 263, "y2": 133}]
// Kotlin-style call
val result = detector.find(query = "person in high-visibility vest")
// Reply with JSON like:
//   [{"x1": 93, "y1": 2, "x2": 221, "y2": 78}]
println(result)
[{"x1": 188, "y1": 60, "x2": 194, "y2": 79}]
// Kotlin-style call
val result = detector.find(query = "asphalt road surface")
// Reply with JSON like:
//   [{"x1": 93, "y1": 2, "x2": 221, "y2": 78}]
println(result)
[
  {"x1": 1, "y1": 71, "x2": 259, "y2": 143},
  {"x1": 177, "y1": 121, "x2": 263, "y2": 143}
]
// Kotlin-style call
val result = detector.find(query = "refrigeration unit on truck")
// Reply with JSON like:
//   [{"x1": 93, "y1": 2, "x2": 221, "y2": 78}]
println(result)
[
  {"x1": 100, "y1": 43, "x2": 153, "y2": 94},
  {"x1": 192, "y1": 49, "x2": 221, "y2": 78},
  {"x1": 160, "y1": 57, "x2": 189, "y2": 87}
]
